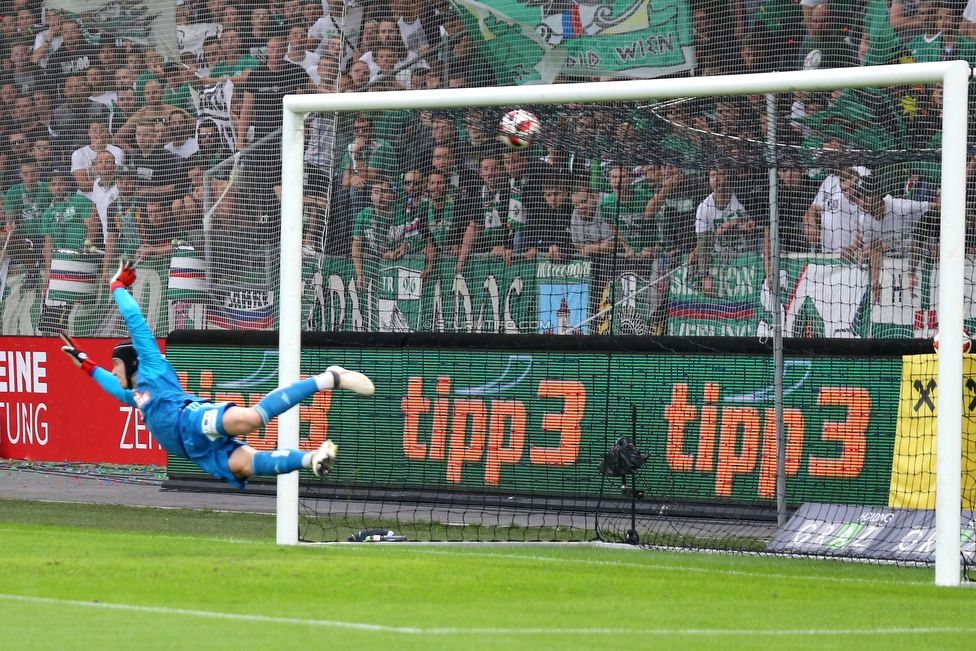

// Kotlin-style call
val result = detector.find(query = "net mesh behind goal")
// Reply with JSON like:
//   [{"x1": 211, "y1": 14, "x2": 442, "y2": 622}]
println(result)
[{"x1": 277, "y1": 54, "x2": 970, "y2": 551}]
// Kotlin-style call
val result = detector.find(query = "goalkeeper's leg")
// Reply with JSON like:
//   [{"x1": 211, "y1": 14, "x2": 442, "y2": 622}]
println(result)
[
  {"x1": 230, "y1": 439, "x2": 338, "y2": 479},
  {"x1": 221, "y1": 366, "x2": 374, "y2": 436},
  {"x1": 219, "y1": 366, "x2": 372, "y2": 479}
]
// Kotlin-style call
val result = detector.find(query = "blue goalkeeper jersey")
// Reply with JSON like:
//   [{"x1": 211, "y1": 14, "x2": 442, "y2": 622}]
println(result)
[{"x1": 91, "y1": 287, "x2": 206, "y2": 458}]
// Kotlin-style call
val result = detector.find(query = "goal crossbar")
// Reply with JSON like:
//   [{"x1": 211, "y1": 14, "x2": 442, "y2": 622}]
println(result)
[{"x1": 277, "y1": 61, "x2": 972, "y2": 586}]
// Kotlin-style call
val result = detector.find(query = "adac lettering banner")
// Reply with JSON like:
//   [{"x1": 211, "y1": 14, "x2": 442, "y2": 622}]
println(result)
[
  {"x1": 303, "y1": 254, "x2": 540, "y2": 333},
  {"x1": 5, "y1": 250, "x2": 963, "y2": 339}
]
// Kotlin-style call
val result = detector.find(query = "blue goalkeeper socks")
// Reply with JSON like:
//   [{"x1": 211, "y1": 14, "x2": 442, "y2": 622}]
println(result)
[
  {"x1": 251, "y1": 449, "x2": 312, "y2": 476},
  {"x1": 253, "y1": 374, "x2": 334, "y2": 425}
]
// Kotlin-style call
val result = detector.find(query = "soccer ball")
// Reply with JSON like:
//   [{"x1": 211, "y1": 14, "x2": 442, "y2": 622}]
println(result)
[
  {"x1": 933, "y1": 328, "x2": 972, "y2": 354},
  {"x1": 498, "y1": 109, "x2": 541, "y2": 150}
]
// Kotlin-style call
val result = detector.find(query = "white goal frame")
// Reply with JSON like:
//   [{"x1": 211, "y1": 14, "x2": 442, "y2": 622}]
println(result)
[{"x1": 277, "y1": 61, "x2": 971, "y2": 586}]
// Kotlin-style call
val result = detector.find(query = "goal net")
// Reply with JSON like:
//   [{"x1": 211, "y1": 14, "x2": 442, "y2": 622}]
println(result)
[{"x1": 260, "y1": 55, "x2": 967, "y2": 584}]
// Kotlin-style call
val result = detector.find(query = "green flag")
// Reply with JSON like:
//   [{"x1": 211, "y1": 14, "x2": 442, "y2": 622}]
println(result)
[
  {"x1": 451, "y1": 0, "x2": 696, "y2": 85},
  {"x1": 49, "y1": 0, "x2": 179, "y2": 63},
  {"x1": 794, "y1": 87, "x2": 906, "y2": 150}
]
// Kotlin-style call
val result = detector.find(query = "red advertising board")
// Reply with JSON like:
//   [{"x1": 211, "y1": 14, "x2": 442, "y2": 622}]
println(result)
[{"x1": 0, "y1": 336, "x2": 167, "y2": 465}]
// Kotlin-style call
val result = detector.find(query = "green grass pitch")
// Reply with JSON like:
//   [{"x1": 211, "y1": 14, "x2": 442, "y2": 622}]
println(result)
[{"x1": 1, "y1": 500, "x2": 975, "y2": 651}]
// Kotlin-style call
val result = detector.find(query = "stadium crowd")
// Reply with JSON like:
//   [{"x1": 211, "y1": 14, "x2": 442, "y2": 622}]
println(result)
[{"x1": 0, "y1": 0, "x2": 973, "y2": 332}]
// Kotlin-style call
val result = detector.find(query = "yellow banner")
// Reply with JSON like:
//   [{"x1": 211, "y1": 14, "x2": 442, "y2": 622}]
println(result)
[{"x1": 890, "y1": 354, "x2": 976, "y2": 508}]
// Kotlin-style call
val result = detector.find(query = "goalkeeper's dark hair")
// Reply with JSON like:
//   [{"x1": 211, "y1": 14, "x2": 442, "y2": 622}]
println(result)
[{"x1": 112, "y1": 340, "x2": 139, "y2": 386}]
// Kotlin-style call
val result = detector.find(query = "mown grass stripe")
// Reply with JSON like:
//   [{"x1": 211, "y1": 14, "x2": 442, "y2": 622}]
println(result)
[
  {"x1": 1, "y1": 593, "x2": 971, "y2": 636},
  {"x1": 396, "y1": 548, "x2": 934, "y2": 585},
  {"x1": 0, "y1": 524, "x2": 934, "y2": 586}
]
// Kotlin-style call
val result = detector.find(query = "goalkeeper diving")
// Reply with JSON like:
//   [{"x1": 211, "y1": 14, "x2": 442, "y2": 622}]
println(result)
[{"x1": 60, "y1": 260, "x2": 375, "y2": 488}]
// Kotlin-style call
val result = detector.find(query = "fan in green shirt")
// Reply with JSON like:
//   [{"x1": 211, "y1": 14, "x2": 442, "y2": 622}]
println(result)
[
  {"x1": 41, "y1": 171, "x2": 96, "y2": 286},
  {"x1": 393, "y1": 171, "x2": 432, "y2": 257},
  {"x1": 204, "y1": 30, "x2": 261, "y2": 85},
  {"x1": 351, "y1": 179, "x2": 398, "y2": 289},
  {"x1": 161, "y1": 61, "x2": 197, "y2": 116},
  {"x1": 861, "y1": 0, "x2": 904, "y2": 65},
  {"x1": 106, "y1": 169, "x2": 145, "y2": 261},
  {"x1": 4, "y1": 161, "x2": 52, "y2": 262},
  {"x1": 134, "y1": 49, "x2": 166, "y2": 103},
  {"x1": 208, "y1": 55, "x2": 262, "y2": 82},
  {"x1": 908, "y1": 2, "x2": 976, "y2": 65},
  {"x1": 757, "y1": 0, "x2": 802, "y2": 36},
  {"x1": 601, "y1": 164, "x2": 660, "y2": 257},
  {"x1": 42, "y1": 172, "x2": 95, "y2": 254},
  {"x1": 424, "y1": 170, "x2": 457, "y2": 250},
  {"x1": 341, "y1": 114, "x2": 399, "y2": 195}
]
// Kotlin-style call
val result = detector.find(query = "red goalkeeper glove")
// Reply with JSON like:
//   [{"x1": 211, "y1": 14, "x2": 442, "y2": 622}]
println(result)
[
  {"x1": 110, "y1": 260, "x2": 136, "y2": 292},
  {"x1": 60, "y1": 333, "x2": 96, "y2": 376}
]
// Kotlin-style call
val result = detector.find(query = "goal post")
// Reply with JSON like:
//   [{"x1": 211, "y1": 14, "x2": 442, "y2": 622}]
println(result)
[
  {"x1": 935, "y1": 60, "x2": 970, "y2": 587},
  {"x1": 277, "y1": 61, "x2": 971, "y2": 585}
]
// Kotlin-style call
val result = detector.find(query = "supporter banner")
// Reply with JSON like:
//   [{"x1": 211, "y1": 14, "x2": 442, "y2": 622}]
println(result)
[
  {"x1": 667, "y1": 253, "x2": 894, "y2": 339},
  {"x1": 177, "y1": 22, "x2": 221, "y2": 61},
  {"x1": 376, "y1": 255, "x2": 430, "y2": 332},
  {"x1": 867, "y1": 257, "x2": 920, "y2": 339},
  {"x1": 4, "y1": 250, "x2": 963, "y2": 339},
  {"x1": 785, "y1": 254, "x2": 976, "y2": 339},
  {"x1": 50, "y1": 0, "x2": 180, "y2": 63},
  {"x1": 451, "y1": 0, "x2": 696, "y2": 84},
  {"x1": 0, "y1": 257, "x2": 175, "y2": 338},
  {"x1": 666, "y1": 253, "x2": 762, "y2": 336},
  {"x1": 207, "y1": 247, "x2": 277, "y2": 331},
  {"x1": 593, "y1": 257, "x2": 667, "y2": 336},
  {"x1": 432, "y1": 258, "x2": 536, "y2": 333},
  {"x1": 537, "y1": 259, "x2": 590, "y2": 334},
  {"x1": 0, "y1": 336, "x2": 167, "y2": 465},
  {"x1": 168, "y1": 346, "x2": 901, "y2": 506},
  {"x1": 196, "y1": 80, "x2": 236, "y2": 152},
  {"x1": 778, "y1": 254, "x2": 870, "y2": 339},
  {"x1": 302, "y1": 255, "x2": 538, "y2": 333},
  {"x1": 0, "y1": 272, "x2": 41, "y2": 336},
  {"x1": 794, "y1": 87, "x2": 906, "y2": 151},
  {"x1": 303, "y1": 254, "x2": 944, "y2": 338},
  {"x1": 127, "y1": 256, "x2": 171, "y2": 335},
  {"x1": 926, "y1": 258, "x2": 976, "y2": 335},
  {"x1": 767, "y1": 503, "x2": 976, "y2": 563}
]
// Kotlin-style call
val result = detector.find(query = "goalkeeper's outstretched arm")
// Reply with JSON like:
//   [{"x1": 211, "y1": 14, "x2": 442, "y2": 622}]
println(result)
[
  {"x1": 109, "y1": 260, "x2": 167, "y2": 376},
  {"x1": 60, "y1": 333, "x2": 136, "y2": 406}
]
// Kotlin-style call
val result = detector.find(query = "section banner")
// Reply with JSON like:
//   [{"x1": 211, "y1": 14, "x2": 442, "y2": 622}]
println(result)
[
  {"x1": 302, "y1": 255, "x2": 539, "y2": 333},
  {"x1": 0, "y1": 251, "x2": 967, "y2": 339}
]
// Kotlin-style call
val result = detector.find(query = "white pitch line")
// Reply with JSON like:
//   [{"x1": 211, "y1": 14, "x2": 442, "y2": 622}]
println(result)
[
  {"x1": 0, "y1": 594, "x2": 417, "y2": 633},
  {"x1": 1, "y1": 594, "x2": 971, "y2": 636}
]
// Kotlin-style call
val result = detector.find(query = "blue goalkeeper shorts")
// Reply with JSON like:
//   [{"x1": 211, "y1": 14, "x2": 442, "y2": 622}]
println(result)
[{"x1": 178, "y1": 401, "x2": 247, "y2": 490}]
